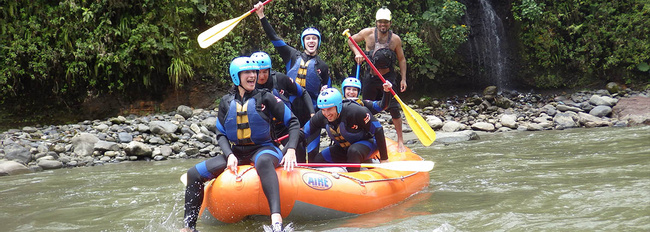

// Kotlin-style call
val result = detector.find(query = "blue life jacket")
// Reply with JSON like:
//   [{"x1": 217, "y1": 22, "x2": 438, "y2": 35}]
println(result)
[
  {"x1": 223, "y1": 96, "x2": 273, "y2": 145},
  {"x1": 287, "y1": 57, "x2": 320, "y2": 105}
]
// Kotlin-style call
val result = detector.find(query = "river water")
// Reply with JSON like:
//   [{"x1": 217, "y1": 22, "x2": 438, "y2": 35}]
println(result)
[{"x1": 1, "y1": 126, "x2": 649, "y2": 231}]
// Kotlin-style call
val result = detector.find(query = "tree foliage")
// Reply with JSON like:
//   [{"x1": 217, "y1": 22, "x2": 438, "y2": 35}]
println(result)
[
  {"x1": 0, "y1": 0, "x2": 470, "y2": 106},
  {"x1": 513, "y1": 0, "x2": 650, "y2": 88}
]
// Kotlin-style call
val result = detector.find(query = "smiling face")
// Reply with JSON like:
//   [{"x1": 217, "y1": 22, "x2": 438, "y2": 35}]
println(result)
[
  {"x1": 239, "y1": 70, "x2": 258, "y2": 92},
  {"x1": 303, "y1": 35, "x2": 319, "y2": 55},
  {"x1": 376, "y1": 20, "x2": 391, "y2": 34},
  {"x1": 257, "y1": 69, "x2": 270, "y2": 85},
  {"x1": 321, "y1": 106, "x2": 339, "y2": 122},
  {"x1": 344, "y1": 86, "x2": 360, "y2": 99}
]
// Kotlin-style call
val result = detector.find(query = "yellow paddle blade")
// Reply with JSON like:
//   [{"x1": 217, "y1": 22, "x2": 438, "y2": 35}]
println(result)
[
  {"x1": 394, "y1": 95, "x2": 436, "y2": 146},
  {"x1": 197, "y1": 12, "x2": 251, "y2": 48}
]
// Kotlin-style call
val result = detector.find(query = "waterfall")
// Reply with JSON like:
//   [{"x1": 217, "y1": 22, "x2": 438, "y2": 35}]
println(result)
[{"x1": 465, "y1": 0, "x2": 509, "y2": 89}]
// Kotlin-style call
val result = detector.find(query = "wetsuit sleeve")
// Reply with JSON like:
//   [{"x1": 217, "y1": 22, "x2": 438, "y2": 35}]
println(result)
[
  {"x1": 264, "y1": 92, "x2": 301, "y2": 149},
  {"x1": 215, "y1": 96, "x2": 234, "y2": 156},
  {"x1": 278, "y1": 72, "x2": 314, "y2": 115},
  {"x1": 318, "y1": 59, "x2": 331, "y2": 88},
  {"x1": 303, "y1": 112, "x2": 326, "y2": 160},
  {"x1": 260, "y1": 17, "x2": 296, "y2": 66},
  {"x1": 356, "y1": 107, "x2": 388, "y2": 161},
  {"x1": 302, "y1": 89, "x2": 315, "y2": 114},
  {"x1": 369, "y1": 90, "x2": 392, "y2": 114}
]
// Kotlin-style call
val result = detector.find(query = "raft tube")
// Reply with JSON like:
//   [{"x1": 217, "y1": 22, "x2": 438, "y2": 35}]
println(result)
[{"x1": 200, "y1": 139, "x2": 430, "y2": 223}]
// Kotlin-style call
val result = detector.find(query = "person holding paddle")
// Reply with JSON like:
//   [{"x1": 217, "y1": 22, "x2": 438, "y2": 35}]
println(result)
[
  {"x1": 252, "y1": 51, "x2": 311, "y2": 163},
  {"x1": 304, "y1": 88, "x2": 388, "y2": 172},
  {"x1": 341, "y1": 77, "x2": 393, "y2": 115},
  {"x1": 253, "y1": 2, "x2": 331, "y2": 114},
  {"x1": 346, "y1": 7, "x2": 408, "y2": 152},
  {"x1": 181, "y1": 57, "x2": 298, "y2": 232}
]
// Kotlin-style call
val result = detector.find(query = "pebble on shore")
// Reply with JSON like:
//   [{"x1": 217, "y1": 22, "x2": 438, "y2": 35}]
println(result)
[{"x1": 1, "y1": 84, "x2": 649, "y2": 176}]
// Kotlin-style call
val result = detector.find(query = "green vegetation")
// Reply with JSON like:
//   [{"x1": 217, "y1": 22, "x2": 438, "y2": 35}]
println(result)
[
  {"x1": 513, "y1": 0, "x2": 650, "y2": 88},
  {"x1": 0, "y1": 0, "x2": 648, "y2": 109}
]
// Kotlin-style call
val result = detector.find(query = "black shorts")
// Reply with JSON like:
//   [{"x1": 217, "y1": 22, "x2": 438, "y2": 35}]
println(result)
[{"x1": 361, "y1": 70, "x2": 401, "y2": 119}]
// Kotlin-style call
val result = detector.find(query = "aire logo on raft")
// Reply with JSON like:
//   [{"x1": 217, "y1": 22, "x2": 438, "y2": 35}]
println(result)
[{"x1": 302, "y1": 172, "x2": 332, "y2": 190}]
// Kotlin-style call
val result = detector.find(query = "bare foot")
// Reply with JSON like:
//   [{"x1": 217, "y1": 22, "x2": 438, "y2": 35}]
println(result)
[{"x1": 397, "y1": 142, "x2": 406, "y2": 153}]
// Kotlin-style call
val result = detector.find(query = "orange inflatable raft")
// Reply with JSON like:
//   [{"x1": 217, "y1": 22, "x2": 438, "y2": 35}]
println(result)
[{"x1": 199, "y1": 139, "x2": 431, "y2": 223}]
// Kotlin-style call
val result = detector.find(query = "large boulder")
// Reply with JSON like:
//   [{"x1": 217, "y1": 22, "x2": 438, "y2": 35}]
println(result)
[
  {"x1": 4, "y1": 144, "x2": 32, "y2": 164},
  {"x1": 71, "y1": 133, "x2": 99, "y2": 157},
  {"x1": 0, "y1": 160, "x2": 32, "y2": 176},
  {"x1": 612, "y1": 96, "x2": 650, "y2": 125},
  {"x1": 149, "y1": 121, "x2": 179, "y2": 134},
  {"x1": 553, "y1": 112, "x2": 578, "y2": 129}
]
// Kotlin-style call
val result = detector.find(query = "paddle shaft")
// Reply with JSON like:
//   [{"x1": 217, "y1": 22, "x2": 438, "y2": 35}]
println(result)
[
  {"x1": 355, "y1": 64, "x2": 360, "y2": 79},
  {"x1": 200, "y1": 0, "x2": 273, "y2": 43}
]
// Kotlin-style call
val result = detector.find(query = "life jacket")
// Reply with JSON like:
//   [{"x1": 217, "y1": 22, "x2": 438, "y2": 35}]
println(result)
[
  {"x1": 325, "y1": 101, "x2": 367, "y2": 148},
  {"x1": 222, "y1": 93, "x2": 273, "y2": 146},
  {"x1": 287, "y1": 55, "x2": 321, "y2": 102},
  {"x1": 369, "y1": 28, "x2": 397, "y2": 69}
]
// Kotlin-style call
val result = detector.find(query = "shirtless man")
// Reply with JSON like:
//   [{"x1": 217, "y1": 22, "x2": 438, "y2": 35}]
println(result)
[{"x1": 347, "y1": 7, "x2": 408, "y2": 152}]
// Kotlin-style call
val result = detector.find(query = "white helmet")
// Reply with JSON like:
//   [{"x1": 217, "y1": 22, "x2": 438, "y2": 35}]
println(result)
[{"x1": 376, "y1": 7, "x2": 391, "y2": 21}]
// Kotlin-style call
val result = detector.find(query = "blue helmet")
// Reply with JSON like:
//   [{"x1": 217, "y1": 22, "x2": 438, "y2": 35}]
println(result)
[
  {"x1": 229, "y1": 56, "x2": 259, "y2": 86},
  {"x1": 341, "y1": 77, "x2": 362, "y2": 93},
  {"x1": 317, "y1": 88, "x2": 343, "y2": 114},
  {"x1": 301, "y1": 27, "x2": 321, "y2": 50},
  {"x1": 250, "y1": 52, "x2": 272, "y2": 70}
]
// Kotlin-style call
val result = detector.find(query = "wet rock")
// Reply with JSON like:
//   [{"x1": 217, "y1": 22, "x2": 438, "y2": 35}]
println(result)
[
  {"x1": 149, "y1": 121, "x2": 178, "y2": 134},
  {"x1": 426, "y1": 116, "x2": 443, "y2": 129},
  {"x1": 177, "y1": 105, "x2": 194, "y2": 119},
  {"x1": 72, "y1": 133, "x2": 99, "y2": 157},
  {"x1": 471, "y1": 122, "x2": 495, "y2": 132},
  {"x1": 606, "y1": 82, "x2": 622, "y2": 94},
  {"x1": 556, "y1": 105, "x2": 583, "y2": 113},
  {"x1": 499, "y1": 114, "x2": 517, "y2": 129},
  {"x1": 5, "y1": 144, "x2": 32, "y2": 164},
  {"x1": 0, "y1": 160, "x2": 32, "y2": 175},
  {"x1": 589, "y1": 95, "x2": 617, "y2": 106},
  {"x1": 435, "y1": 130, "x2": 480, "y2": 144},
  {"x1": 553, "y1": 112, "x2": 578, "y2": 129},
  {"x1": 612, "y1": 96, "x2": 650, "y2": 125},
  {"x1": 589, "y1": 106, "x2": 612, "y2": 117},
  {"x1": 94, "y1": 140, "x2": 119, "y2": 152},
  {"x1": 124, "y1": 141, "x2": 152, "y2": 157},
  {"x1": 442, "y1": 121, "x2": 463, "y2": 132},
  {"x1": 38, "y1": 159, "x2": 63, "y2": 170}
]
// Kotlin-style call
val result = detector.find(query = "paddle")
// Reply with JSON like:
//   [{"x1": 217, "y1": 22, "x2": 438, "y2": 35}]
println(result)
[
  {"x1": 356, "y1": 63, "x2": 361, "y2": 80},
  {"x1": 342, "y1": 29, "x2": 436, "y2": 146},
  {"x1": 298, "y1": 161, "x2": 434, "y2": 172},
  {"x1": 180, "y1": 133, "x2": 290, "y2": 186},
  {"x1": 197, "y1": 0, "x2": 273, "y2": 48}
]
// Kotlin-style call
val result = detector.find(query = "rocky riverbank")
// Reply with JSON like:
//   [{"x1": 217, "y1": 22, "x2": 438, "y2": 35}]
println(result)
[{"x1": 1, "y1": 84, "x2": 649, "y2": 176}]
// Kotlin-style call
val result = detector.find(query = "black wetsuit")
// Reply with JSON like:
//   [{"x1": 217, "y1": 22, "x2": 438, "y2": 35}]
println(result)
[
  {"x1": 183, "y1": 88, "x2": 300, "y2": 229},
  {"x1": 348, "y1": 89, "x2": 392, "y2": 115},
  {"x1": 257, "y1": 70, "x2": 315, "y2": 127},
  {"x1": 304, "y1": 101, "x2": 388, "y2": 171},
  {"x1": 257, "y1": 70, "x2": 313, "y2": 162},
  {"x1": 259, "y1": 17, "x2": 331, "y2": 109}
]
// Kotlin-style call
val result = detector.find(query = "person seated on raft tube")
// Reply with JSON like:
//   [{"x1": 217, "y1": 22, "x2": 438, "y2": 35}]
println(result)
[
  {"x1": 251, "y1": 51, "x2": 312, "y2": 163},
  {"x1": 254, "y1": 2, "x2": 331, "y2": 117},
  {"x1": 181, "y1": 57, "x2": 299, "y2": 232},
  {"x1": 341, "y1": 77, "x2": 393, "y2": 115},
  {"x1": 303, "y1": 88, "x2": 388, "y2": 172}
]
